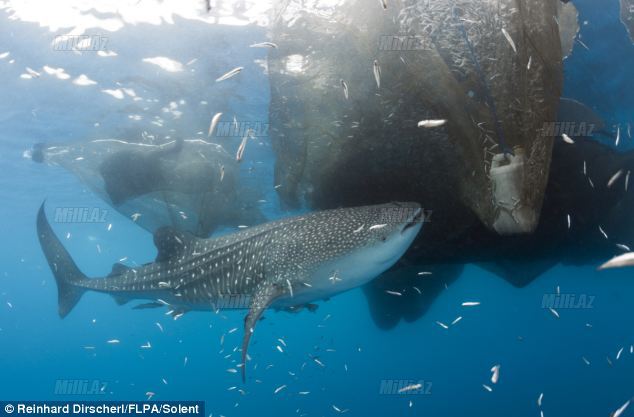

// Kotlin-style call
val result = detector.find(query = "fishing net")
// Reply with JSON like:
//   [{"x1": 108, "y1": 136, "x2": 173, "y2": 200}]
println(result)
[{"x1": 268, "y1": 0, "x2": 565, "y2": 234}]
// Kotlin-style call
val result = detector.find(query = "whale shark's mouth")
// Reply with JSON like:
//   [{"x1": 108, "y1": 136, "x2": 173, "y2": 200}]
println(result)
[{"x1": 401, "y1": 207, "x2": 422, "y2": 234}]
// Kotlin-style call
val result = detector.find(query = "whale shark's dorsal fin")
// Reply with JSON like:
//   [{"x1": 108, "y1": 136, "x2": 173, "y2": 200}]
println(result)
[
  {"x1": 108, "y1": 262, "x2": 131, "y2": 277},
  {"x1": 153, "y1": 227, "x2": 198, "y2": 262}
]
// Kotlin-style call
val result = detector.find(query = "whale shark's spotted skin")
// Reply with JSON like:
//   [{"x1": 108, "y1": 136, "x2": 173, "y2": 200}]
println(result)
[{"x1": 37, "y1": 202, "x2": 423, "y2": 380}]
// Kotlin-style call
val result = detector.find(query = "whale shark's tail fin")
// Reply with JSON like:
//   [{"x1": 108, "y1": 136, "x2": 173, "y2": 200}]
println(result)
[{"x1": 36, "y1": 202, "x2": 87, "y2": 318}]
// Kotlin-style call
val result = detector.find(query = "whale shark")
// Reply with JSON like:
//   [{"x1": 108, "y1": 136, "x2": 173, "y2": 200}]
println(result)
[
  {"x1": 30, "y1": 138, "x2": 264, "y2": 237},
  {"x1": 36, "y1": 201, "x2": 423, "y2": 379}
]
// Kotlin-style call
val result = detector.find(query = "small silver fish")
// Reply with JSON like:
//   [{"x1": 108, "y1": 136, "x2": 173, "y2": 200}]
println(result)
[
  {"x1": 353, "y1": 225, "x2": 365, "y2": 233},
  {"x1": 599, "y1": 225, "x2": 608, "y2": 239},
  {"x1": 490, "y1": 364, "x2": 500, "y2": 384},
  {"x1": 612, "y1": 400, "x2": 630, "y2": 417},
  {"x1": 216, "y1": 67, "x2": 243, "y2": 82},
  {"x1": 501, "y1": 28, "x2": 517, "y2": 54},
  {"x1": 576, "y1": 38, "x2": 590, "y2": 50},
  {"x1": 373, "y1": 60, "x2": 381, "y2": 89},
  {"x1": 208, "y1": 112, "x2": 222, "y2": 137},
  {"x1": 436, "y1": 321, "x2": 449, "y2": 329},
  {"x1": 418, "y1": 119, "x2": 447, "y2": 128},
  {"x1": 340, "y1": 79, "x2": 349, "y2": 100},
  {"x1": 249, "y1": 42, "x2": 278, "y2": 48},
  {"x1": 312, "y1": 357, "x2": 325, "y2": 367},
  {"x1": 607, "y1": 169, "x2": 623, "y2": 188},
  {"x1": 236, "y1": 133, "x2": 250, "y2": 162},
  {"x1": 398, "y1": 383, "x2": 421, "y2": 393}
]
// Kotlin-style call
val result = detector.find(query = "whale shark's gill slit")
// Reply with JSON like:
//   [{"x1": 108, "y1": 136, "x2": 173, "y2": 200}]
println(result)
[{"x1": 453, "y1": 7, "x2": 513, "y2": 156}]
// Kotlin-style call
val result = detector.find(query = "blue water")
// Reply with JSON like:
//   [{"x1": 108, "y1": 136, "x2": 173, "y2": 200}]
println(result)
[{"x1": 1, "y1": 1, "x2": 634, "y2": 416}]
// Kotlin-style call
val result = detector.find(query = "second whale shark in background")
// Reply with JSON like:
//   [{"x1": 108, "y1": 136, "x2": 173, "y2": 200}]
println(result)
[
  {"x1": 29, "y1": 138, "x2": 265, "y2": 237},
  {"x1": 36, "y1": 201, "x2": 423, "y2": 379}
]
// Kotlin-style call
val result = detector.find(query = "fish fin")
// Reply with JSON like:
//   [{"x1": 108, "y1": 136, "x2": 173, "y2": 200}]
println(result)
[
  {"x1": 153, "y1": 227, "x2": 198, "y2": 262},
  {"x1": 558, "y1": 98, "x2": 605, "y2": 132},
  {"x1": 133, "y1": 302, "x2": 163, "y2": 310},
  {"x1": 36, "y1": 202, "x2": 88, "y2": 318},
  {"x1": 280, "y1": 303, "x2": 319, "y2": 313},
  {"x1": 112, "y1": 294, "x2": 129, "y2": 305},
  {"x1": 241, "y1": 283, "x2": 284, "y2": 382},
  {"x1": 108, "y1": 262, "x2": 131, "y2": 277},
  {"x1": 305, "y1": 303, "x2": 318, "y2": 312}
]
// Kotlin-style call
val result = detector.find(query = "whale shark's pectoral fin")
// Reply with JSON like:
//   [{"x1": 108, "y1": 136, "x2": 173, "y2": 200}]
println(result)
[
  {"x1": 112, "y1": 295, "x2": 129, "y2": 306},
  {"x1": 241, "y1": 283, "x2": 284, "y2": 382}
]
